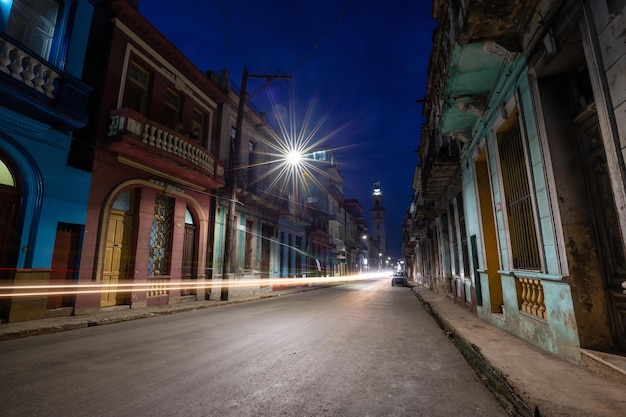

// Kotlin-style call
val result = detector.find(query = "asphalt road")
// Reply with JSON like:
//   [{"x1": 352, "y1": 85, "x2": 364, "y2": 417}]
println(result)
[{"x1": 0, "y1": 277, "x2": 510, "y2": 417}]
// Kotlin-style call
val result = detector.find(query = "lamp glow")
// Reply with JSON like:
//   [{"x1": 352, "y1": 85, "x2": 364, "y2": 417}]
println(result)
[{"x1": 286, "y1": 150, "x2": 302, "y2": 166}]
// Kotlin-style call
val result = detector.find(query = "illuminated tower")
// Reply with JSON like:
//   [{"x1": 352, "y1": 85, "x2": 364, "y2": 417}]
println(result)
[{"x1": 370, "y1": 180, "x2": 387, "y2": 257}]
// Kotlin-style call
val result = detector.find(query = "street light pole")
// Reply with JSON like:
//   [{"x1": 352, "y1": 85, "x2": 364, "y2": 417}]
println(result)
[{"x1": 221, "y1": 68, "x2": 291, "y2": 301}]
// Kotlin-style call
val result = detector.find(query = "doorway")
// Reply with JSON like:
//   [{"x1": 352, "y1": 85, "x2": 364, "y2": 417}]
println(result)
[
  {"x1": 48, "y1": 223, "x2": 82, "y2": 310},
  {"x1": 474, "y1": 148, "x2": 502, "y2": 313},
  {"x1": 577, "y1": 112, "x2": 626, "y2": 351}
]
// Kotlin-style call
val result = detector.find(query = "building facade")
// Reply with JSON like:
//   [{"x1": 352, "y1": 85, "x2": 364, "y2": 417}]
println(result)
[
  {"x1": 0, "y1": 0, "x2": 371, "y2": 323},
  {"x1": 0, "y1": 0, "x2": 101, "y2": 322},
  {"x1": 73, "y1": 0, "x2": 227, "y2": 313},
  {"x1": 406, "y1": 0, "x2": 626, "y2": 368}
]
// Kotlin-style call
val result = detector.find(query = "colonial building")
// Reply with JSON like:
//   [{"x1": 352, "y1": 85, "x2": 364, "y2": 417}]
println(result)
[
  {"x1": 344, "y1": 198, "x2": 368, "y2": 274},
  {"x1": 406, "y1": 0, "x2": 626, "y2": 375},
  {"x1": 211, "y1": 83, "x2": 286, "y2": 299},
  {"x1": 0, "y1": 0, "x2": 101, "y2": 322},
  {"x1": 307, "y1": 148, "x2": 346, "y2": 277},
  {"x1": 0, "y1": 0, "x2": 372, "y2": 323},
  {"x1": 72, "y1": 0, "x2": 227, "y2": 313}
]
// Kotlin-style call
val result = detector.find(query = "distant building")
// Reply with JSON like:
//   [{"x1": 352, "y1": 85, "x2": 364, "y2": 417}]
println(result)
[{"x1": 344, "y1": 198, "x2": 368, "y2": 274}]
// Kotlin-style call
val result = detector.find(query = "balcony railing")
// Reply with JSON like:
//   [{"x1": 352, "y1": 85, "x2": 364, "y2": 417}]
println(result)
[
  {"x1": 147, "y1": 278, "x2": 169, "y2": 297},
  {"x1": 0, "y1": 36, "x2": 60, "y2": 99},
  {"x1": 518, "y1": 278, "x2": 547, "y2": 320},
  {"x1": 107, "y1": 108, "x2": 225, "y2": 189}
]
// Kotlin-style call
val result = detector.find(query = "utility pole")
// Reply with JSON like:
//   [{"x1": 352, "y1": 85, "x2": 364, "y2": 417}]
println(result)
[{"x1": 221, "y1": 68, "x2": 292, "y2": 300}]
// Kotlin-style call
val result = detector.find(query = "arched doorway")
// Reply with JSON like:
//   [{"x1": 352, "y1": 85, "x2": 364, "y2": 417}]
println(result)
[
  {"x1": 0, "y1": 154, "x2": 22, "y2": 280},
  {"x1": 181, "y1": 207, "x2": 197, "y2": 297},
  {"x1": 0, "y1": 154, "x2": 22, "y2": 322},
  {"x1": 101, "y1": 190, "x2": 137, "y2": 307}
]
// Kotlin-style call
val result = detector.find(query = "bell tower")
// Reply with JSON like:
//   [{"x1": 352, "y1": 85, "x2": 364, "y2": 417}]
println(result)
[{"x1": 370, "y1": 180, "x2": 387, "y2": 257}]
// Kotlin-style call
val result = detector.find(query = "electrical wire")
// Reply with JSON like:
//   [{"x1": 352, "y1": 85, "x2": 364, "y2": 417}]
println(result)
[{"x1": 287, "y1": 0, "x2": 355, "y2": 75}]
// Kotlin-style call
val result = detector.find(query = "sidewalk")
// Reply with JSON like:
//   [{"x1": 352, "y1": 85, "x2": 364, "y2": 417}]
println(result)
[
  {"x1": 410, "y1": 283, "x2": 626, "y2": 417},
  {"x1": 0, "y1": 285, "x2": 320, "y2": 342}
]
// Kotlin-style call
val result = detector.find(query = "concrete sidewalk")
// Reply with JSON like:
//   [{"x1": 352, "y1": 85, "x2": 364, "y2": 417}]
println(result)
[
  {"x1": 0, "y1": 285, "x2": 320, "y2": 342},
  {"x1": 411, "y1": 284, "x2": 626, "y2": 417}
]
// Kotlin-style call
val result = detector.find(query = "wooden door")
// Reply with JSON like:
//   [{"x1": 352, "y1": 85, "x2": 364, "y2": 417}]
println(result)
[
  {"x1": 101, "y1": 211, "x2": 125, "y2": 307},
  {"x1": 0, "y1": 158, "x2": 21, "y2": 280},
  {"x1": 181, "y1": 223, "x2": 196, "y2": 296},
  {"x1": 48, "y1": 224, "x2": 81, "y2": 309}
]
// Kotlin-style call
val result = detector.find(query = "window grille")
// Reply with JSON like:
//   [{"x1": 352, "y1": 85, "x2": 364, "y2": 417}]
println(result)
[
  {"x1": 149, "y1": 196, "x2": 173, "y2": 276},
  {"x1": 497, "y1": 113, "x2": 541, "y2": 270}
]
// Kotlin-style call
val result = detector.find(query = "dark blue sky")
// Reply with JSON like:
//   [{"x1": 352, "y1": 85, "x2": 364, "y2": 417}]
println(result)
[{"x1": 138, "y1": 0, "x2": 436, "y2": 257}]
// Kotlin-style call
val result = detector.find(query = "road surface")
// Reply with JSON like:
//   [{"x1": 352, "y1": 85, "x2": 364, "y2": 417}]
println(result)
[{"x1": 0, "y1": 277, "x2": 510, "y2": 416}]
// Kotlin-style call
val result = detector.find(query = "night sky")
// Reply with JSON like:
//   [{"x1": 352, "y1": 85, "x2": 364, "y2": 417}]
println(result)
[{"x1": 138, "y1": 0, "x2": 436, "y2": 257}]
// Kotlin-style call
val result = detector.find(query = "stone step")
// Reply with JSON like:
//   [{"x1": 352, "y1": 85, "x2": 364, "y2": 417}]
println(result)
[{"x1": 581, "y1": 349, "x2": 626, "y2": 386}]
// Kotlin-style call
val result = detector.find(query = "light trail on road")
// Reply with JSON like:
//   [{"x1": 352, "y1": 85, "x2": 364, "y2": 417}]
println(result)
[{"x1": 0, "y1": 272, "x2": 389, "y2": 298}]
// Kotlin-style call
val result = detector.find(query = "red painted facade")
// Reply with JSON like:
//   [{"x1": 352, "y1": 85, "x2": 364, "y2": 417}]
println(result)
[{"x1": 74, "y1": 0, "x2": 228, "y2": 314}]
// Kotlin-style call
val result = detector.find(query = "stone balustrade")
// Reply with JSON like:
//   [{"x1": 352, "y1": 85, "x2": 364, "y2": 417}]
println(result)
[
  {"x1": 0, "y1": 37, "x2": 60, "y2": 99},
  {"x1": 108, "y1": 109, "x2": 217, "y2": 177},
  {"x1": 518, "y1": 278, "x2": 547, "y2": 320},
  {"x1": 142, "y1": 123, "x2": 215, "y2": 175},
  {"x1": 147, "y1": 278, "x2": 169, "y2": 297}
]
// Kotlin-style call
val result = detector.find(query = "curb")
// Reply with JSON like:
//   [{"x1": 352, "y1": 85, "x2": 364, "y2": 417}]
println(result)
[{"x1": 410, "y1": 286, "x2": 537, "y2": 417}]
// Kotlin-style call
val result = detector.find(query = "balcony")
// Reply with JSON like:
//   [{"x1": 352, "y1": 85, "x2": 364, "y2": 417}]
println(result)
[
  {"x1": 419, "y1": 134, "x2": 460, "y2": 200},
  {"x1": 453, "y1": 0, "x2": 533, "y2": 51},
  {"x1": 0, "y1": 34, "x2": 92, "y2": 130},
  {"x1": 106, "y1": 108, "x2": 225, "y2": 190},
  {"x1": 328, "y1": 213, "x2": 343, "y2": 224}
]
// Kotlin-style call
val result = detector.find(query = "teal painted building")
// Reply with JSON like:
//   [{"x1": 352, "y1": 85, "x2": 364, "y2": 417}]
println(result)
[{"x1": 407, "y1": 0, "x2": 626, "y2": 369}]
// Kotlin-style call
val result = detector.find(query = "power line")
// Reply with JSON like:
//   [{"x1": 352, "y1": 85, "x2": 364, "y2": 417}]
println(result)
[{"x1": 287, "y1": 0, "x2": 354, "y2": 74}]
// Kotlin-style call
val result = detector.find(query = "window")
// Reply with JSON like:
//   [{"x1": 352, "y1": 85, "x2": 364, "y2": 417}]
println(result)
[
  {"x1": 497, "y1": 111, "x2": 541, "y2": 270},
  {"x1": 5, "y1": 0, "x2": 60, "y2": 61},
  {"x1": 229, "y1": 126, "x2": 237, "y2": 168},
  {"x1": 449, "y1": 202, "x2": 459, "y2": 275},
  {"x1": 0, "y1": 159, "x2": 16, "y2": 186},
  {"x1": 148, "y1": 195, "x2": 173, "y2": 276},
  {"x1": 191, "y1": 108, "x2": 204, "y2": 141},
  {"x1": 163, "y1": 88, "x2": 181, "y2": 130},
  {"x1": 244, "y1": 220, "x2": 253, "y2": 271},
  {"x1": 457, "y1": 194, "x2": 470, "y2": 278},
  {"x1": 247, "y1": 141, "x2": 255, "y2": 187},
  {"x1": 123, "y1": 61, "x2": 150, "y2": 114}
]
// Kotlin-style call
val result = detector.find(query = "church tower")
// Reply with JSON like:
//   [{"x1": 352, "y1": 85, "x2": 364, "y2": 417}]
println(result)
[{"x1": 370, "y1": 180, "x2": 387, "y2": 257}]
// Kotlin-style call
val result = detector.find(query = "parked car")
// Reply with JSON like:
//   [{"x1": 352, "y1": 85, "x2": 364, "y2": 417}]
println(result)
[{"x1": 391, "y1": 271, "x2": 408, "y2": 286}]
